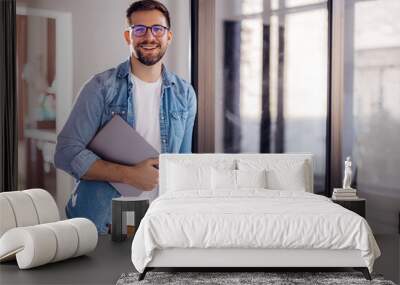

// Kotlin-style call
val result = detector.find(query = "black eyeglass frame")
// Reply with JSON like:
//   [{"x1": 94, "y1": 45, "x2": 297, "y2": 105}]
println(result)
[{"x1": 129, "y1": 24, "x2": 170, "y2": 37}]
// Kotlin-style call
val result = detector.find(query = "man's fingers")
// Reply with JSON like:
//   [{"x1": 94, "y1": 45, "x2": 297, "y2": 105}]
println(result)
[{"x1": 147, "y1": 158, "x2": 158, "y2": 169}]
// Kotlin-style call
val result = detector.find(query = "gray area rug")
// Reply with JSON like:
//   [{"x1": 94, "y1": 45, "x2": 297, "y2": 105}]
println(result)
[{"x1": 116, "y1": 271, "x2": 396, "y2": 285}]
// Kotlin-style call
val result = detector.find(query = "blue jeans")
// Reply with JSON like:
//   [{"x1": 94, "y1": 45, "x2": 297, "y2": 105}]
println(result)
[{"x1": 65, "y1": 180, "x2": 121, "y2": 234}]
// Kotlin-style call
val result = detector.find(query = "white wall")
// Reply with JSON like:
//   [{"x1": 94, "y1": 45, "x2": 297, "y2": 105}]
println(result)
[
  {"x1": 18, "y1": 0, "x2": 129, "y2": 98},
  {"x1": 163, "y1": 0, "x2": 191, "y2": 82}
]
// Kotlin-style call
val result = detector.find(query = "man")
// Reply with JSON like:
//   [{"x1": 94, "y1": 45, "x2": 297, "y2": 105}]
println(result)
[{"x1": 54, "y1": 0, "x2": 197, "y2": 234}]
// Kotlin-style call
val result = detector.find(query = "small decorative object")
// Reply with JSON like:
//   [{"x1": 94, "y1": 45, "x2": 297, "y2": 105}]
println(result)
[
  {"x1": 332, "y1": 157, "x2": 358, "y2": 199},
  {"x1": 343, "y1": 156, "x2": 353, "y2": 189}
]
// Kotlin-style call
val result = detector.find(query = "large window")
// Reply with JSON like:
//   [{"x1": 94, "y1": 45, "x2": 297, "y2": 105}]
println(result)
[
  {"x1": 342, "y1": 0, "x2": 400, "y2": 234},
  {"x1": 195, "y1": 0, "x2": 400, "y2": 234},
  {"x1": 213, "y1": 0, "x2": 328, "y2": 193}
]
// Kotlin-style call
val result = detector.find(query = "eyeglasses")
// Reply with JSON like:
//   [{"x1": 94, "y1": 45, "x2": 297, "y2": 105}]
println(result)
[{"x1": 129, "y1": 24, "x2": 169, "y2": 37}]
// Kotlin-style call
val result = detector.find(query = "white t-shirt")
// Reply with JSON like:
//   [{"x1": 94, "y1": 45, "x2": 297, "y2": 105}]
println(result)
[{"x1": 131, "y1": 73, "x2": 162, "y2": 152}]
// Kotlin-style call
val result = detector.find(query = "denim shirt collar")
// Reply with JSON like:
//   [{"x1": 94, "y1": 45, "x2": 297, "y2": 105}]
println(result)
[{"x1": 116, "y1": 58, "x2": 175, "y2": 88}]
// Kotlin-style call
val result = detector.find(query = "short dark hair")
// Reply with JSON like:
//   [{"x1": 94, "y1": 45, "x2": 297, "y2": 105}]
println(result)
[{"x1": 126, "y1": 0, "x2": 171, "y2": 28}]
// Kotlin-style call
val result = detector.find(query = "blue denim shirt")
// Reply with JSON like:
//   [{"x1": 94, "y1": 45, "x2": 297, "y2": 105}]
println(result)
[{"x1": 54, "y1": 59, "x2": 197, "y2": 180}]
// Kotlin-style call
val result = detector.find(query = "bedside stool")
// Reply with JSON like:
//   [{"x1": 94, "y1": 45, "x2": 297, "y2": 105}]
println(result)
[
  {"x1": 111, "y1": 197, "x2": 149, "y2": 242},
  {"x1": 331, "y1": 198, "x2": 366, "y2": 218}
]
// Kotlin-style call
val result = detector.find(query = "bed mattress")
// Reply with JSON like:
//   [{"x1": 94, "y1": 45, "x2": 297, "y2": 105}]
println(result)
[{"x1": 131, "y1": 190, "x2": 380, "y2": 273}]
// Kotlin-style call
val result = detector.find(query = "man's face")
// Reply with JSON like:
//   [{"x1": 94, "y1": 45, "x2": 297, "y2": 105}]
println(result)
[{"x1": 126, "y1": 10, "x2": 172, "y2": 66}]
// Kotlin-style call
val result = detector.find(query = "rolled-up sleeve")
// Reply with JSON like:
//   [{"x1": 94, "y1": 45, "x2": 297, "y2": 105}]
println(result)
[
  {"x1": 54, "y1": 76, "x2": 104, "y2": 179},
  {"x1": 179, "y1": 85, "x2": 197, "y2": 153}
]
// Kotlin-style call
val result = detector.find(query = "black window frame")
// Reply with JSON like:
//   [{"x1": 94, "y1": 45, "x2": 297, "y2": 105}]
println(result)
[{"x1": 191, "y1": 0, "x2": 340, "y2": 197}]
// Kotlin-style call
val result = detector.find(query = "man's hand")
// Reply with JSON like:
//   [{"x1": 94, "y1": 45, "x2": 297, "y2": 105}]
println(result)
[
  {"x1": 123, "y1": 158, "x2": 159, "y2": 191},
  {"x1": 81, "y1": 158, "x2": 159, "y2": 191}
]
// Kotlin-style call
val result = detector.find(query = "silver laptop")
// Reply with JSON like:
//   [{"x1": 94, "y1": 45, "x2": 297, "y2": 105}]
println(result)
[{"x1": 88, "y1": 115, "x2": 159, "y2": 197}]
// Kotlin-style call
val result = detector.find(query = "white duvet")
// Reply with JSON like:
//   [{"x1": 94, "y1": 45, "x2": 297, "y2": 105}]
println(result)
[{"x1": 131, "y1": 190, "x2": 380, "y2": 273}]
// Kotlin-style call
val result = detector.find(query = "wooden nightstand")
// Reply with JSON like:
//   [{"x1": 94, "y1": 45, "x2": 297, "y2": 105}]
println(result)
[{"x1": 331, "y1": 198, "x2": 366, "y2": 218}]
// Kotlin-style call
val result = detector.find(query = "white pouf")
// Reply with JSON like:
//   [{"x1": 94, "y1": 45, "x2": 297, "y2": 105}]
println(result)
[
  {"x1": 0, "y1": 218, "x2": 98, "y2": 269},
  {"x1": 0, "y1": 189, "x2": 98, "y2": 269}
]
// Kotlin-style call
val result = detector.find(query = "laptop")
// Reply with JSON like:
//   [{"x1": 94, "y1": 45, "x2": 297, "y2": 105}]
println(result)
[{"x1": 88, "y1": 115, "x2": 159, "y2": 197}]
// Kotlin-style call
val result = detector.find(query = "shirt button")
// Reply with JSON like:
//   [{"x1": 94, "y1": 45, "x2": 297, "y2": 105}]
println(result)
[
  {"x1": 162, "y1": 139, "x2": 166, "y2": 143},
  {"x1": 161, "y1": 116, "x2": 164, "y2": 120}
]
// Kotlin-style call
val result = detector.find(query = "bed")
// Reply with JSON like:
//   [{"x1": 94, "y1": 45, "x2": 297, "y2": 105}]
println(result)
[{"x1": 131, "y1": 154, "x2": 380, "y2": 280}]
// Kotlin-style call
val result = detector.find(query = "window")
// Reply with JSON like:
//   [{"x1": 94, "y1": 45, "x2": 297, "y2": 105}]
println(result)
[
  {"x1": 341, "y1": 0, "x2": 400, "y2": 234},
  {"x1": 195, "y1": 0, "x2": 400, "y2": 233},
  {"x1": 212, "y1": 0, "x2": 328, "y2": 193}
]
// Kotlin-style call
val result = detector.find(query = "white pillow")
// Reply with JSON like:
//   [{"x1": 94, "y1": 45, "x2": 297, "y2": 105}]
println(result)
[
  {"x1": 237, "y1": 159, "x2": 307, "y2": 191},
  {"x1": 167, "y1": 162, "x2": 211, "y2": 191},
  {"x1": 211, "y1": 169, "x2": 236, "y2": 190},
  {"x1": 266, "y1": 167, "x2": 306, "y2": 191},
  {"x1": 236, "y1": 169, "x2": 267, "y2": 189},
  {"x1": 211, "y1": 169, "x2": 267, "y2": 191}
]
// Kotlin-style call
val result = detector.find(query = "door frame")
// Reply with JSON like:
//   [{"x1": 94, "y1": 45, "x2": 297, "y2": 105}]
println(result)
[{"x1": 16, "y1": 6, "x2": 74, "y2": 218}]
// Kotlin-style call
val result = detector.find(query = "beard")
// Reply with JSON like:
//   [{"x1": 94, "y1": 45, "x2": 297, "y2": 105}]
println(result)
[{"x1": 133, "y1": 42, "x2": 167, "y2": 66}]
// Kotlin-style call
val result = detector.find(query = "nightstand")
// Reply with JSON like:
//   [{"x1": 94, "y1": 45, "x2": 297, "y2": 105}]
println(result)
[
  {"x1": 111, "y1": 197, "x2": 149, "y2": 242},
  {"x1": 331, "y1": 198, "x2": 366, "y2": 218}
]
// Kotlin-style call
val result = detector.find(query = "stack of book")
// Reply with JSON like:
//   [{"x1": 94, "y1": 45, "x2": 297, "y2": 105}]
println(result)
[{"x1": 332, "y1": 188, "x2": 358, "y2": 200}]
